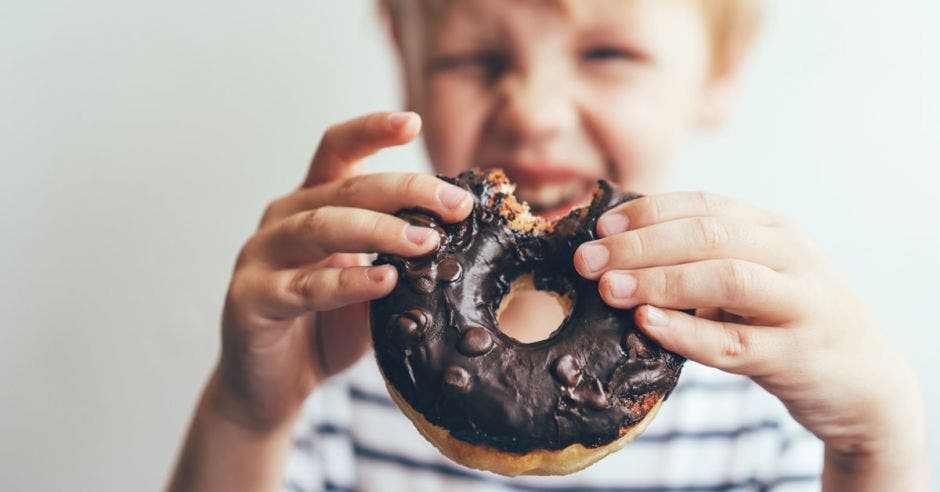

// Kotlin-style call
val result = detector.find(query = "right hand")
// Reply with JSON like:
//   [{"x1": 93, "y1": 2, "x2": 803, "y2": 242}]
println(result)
[{"x1": 211, "y1": 111, "x2": 474, "y2": 430}]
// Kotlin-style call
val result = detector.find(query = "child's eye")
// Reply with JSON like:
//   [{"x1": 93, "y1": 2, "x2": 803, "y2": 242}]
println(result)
[
  {"x1": 427, "y1": 51, "x2": 509, "y2": 82},
  {"x1": 582, "y1": 46, "x2": 643, "y2": 63}
]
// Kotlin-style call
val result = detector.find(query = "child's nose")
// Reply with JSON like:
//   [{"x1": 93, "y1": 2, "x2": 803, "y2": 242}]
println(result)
[{"x1": 490, "y1": 69, "x2": 579, "y2": 147}]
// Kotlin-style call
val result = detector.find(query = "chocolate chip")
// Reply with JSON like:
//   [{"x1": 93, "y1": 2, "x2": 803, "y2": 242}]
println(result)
[
  {"x1": 443, "y1": 365, "x2": 471, "y2": 393},
  {"x1": 403, "y1": 260, "x2": 432, "y2": 278},
  {"x1": 585, "y1": 383, "x2": 610, "y2": 411},
  {"x1": 392, "y1": 309, "x2": 430, "y2": 345},
  {"x1": 457, "y1": 327, "x2": 493, "y2": 357},
  {"x1": 553, "y1": 354, "x2": 582, "y2": 387},
  {"x1": 394, "y1": 316, "x2": 420, "y2": 343},
  {"x1": 622, "y1": 332, "x2": 652, "y2": 359},
  {"x1": 437, "y1": 259, "x2": 463, "y2": 283},
  {"x1": 399, "y1": 212, "x2": 444, "y2": 235}
]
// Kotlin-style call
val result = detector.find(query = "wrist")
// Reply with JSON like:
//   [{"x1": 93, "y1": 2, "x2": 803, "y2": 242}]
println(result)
[
  {"x1": 824, "y1": 440, "x2": 928, "y2": 492},
  {"x1": 168, "y1": 373, "x2": 299, "y2": 492},
  {"x1": 822, "y1": 369, "x2": 928, "y2": 491},
  {"x1": 205, "y1": 364, "x2": 306, "y2": 435}
]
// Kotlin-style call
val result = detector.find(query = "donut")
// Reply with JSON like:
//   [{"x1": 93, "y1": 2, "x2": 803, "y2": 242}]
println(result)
[{"x1": 369, "y1": 168, "x2": 685, "y2": 476}]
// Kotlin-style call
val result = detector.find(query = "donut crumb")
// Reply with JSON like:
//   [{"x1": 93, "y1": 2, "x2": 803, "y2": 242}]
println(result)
[{"x1": 481, "y1": 169, "x2": 554, "y2": 233}]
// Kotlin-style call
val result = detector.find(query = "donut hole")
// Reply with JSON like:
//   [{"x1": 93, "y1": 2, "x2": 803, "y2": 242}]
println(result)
[{"x1": 496, "y1": 274, "x2": 573, "y2": 343}]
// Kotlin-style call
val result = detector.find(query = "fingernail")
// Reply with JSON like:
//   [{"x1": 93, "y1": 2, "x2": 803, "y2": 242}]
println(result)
[
  {"x1": 607, "y1": 273, "x2": 637, "y2": 299},
  {"x1": 579, "y1": 244, "x2": 609, "y2": 273},
  {"x1": 404, "y1": 225, "x2": 434, "y2": 245},
  {"x1": 438, "y1": 184, "x2": 469, "y2": 210},
  {"x1": 366, "y1": 265, "x2": 392, "y2": 283},
  {"x1": 598, "y1": 213, "x2": 629, "y2": 236},
  {"x1": 644, "y1": 306, "x2": 670, "y2": 327},
  {"x1": 387, "y1": 111, "x2": 417, "y2": 131}
]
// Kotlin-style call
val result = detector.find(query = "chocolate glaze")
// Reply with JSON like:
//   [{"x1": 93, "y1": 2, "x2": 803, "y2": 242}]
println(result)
[{"x1": 370, "y1": 169, "x2": 685, "y2": 454}]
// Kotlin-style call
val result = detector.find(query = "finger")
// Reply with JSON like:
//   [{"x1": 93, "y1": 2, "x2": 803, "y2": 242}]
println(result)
[
  {"x1": 695, "y1": 307, "x2": 725, "y2": 322},
  {"x1": 634, "y1": 305, "x2": 783, "y2": 377},
  {"x1": 249, "y1": 206, "x2": 441, "y2": 267},
  {"x1": 254, "y1": 264, "x2": 398, "y2": 319},
  {"x1": 596, "y1": 191, "x2": 781, "y2": 238},
  {"x1": 303, "y1": 111, "x2": 422, "y2": 187},
  {"x1": 597, "y1": 259, "x2": 801, "y2": 324},
  {"x1": 575, "y1": 216, "x2": 798, "y2": 278},
  {"x1": 275, "y1": 172, "x2": 473, "y2": 224}
]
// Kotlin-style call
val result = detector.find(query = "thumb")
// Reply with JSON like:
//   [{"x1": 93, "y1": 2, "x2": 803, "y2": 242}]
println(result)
[{"x1": 635, "y1": 305, "x2": 780, "y2": 377}]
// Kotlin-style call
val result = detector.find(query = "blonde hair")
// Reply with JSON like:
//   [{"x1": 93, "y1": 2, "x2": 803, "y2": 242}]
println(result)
[
  {"x1": 379, "y1": 0, "x2": 764, "y2": 97},
  {"x1": 378, "y1": 0, "x2": 764, "y2": 106},
  {"x1": 696, "y1": 0, "x2": 765, "y2": 73}
]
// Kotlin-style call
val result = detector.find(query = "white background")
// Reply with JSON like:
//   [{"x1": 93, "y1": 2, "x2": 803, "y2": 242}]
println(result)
[{"x1": 1, "y1": 1, "x2": 938, "y2": 490}]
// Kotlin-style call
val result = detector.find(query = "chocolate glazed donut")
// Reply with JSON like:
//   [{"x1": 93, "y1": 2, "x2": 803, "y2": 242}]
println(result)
[{"x1": 369, "y1": 169, "x2": 685, "y2": 476}]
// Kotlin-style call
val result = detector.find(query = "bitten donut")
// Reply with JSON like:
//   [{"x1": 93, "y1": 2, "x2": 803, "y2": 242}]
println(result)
[{"x1": 369, "y1": 169, "x2": 685, "y2": 476}]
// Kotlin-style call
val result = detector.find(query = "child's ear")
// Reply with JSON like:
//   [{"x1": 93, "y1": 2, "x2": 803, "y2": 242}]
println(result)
[
  {"x1": 697, "y1": 19, "x2": 763, "y2": 129},
  {"x1": 697, "y1": 72, "x2": 739, "y2": 128}
]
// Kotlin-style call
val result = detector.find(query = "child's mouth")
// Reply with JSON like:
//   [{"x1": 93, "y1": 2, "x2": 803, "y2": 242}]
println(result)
[{"x1": 514, "y1": 180, "x2": 595, "y2": 222}]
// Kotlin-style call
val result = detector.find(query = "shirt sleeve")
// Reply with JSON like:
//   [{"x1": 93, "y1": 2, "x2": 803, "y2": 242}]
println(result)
[{"x1": 748, "y1": 383, "x2": 824, "y2": 491}]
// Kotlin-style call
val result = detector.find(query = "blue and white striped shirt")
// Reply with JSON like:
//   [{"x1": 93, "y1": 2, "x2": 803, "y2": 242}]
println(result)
[{"x1": 284, "y1": 356, "x2": 822, "y2": 492}]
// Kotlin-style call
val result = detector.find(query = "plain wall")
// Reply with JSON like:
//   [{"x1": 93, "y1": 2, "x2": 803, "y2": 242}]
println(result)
[{"x1": 1, "y1": 1, "x2": 938, "y2": 489}]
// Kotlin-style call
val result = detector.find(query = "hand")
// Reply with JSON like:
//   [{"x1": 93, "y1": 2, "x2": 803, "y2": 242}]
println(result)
[
  {"x1": 573, "y1": 192, "x2": 926, "y2": 485},
  {"x1": 214, "y1": 111, "x2": 473, "y2": 430}
]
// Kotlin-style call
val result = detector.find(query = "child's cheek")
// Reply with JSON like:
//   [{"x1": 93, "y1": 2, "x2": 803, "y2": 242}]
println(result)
[
  {"x1": 422, "y1": 79, "x2": 494, "y2": 174},
  {"x1": 585, "y1": 88, "x2": 682, "y2": 191}
]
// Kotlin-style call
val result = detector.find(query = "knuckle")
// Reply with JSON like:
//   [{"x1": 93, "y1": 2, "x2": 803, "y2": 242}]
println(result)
[
  {"x1": 635, "y1": 196, "x2": 662, "y2": 225},
  {"x1": 624, "y1": 230, "x2": 647, "y2": 259},
  {"x1": 323, "y1": 118, "x2": 370, "y2": 162},
  {"x1": 650, "y1": 267, "x2": 671, "y2": 302},
  {"x1": 720, "y1": 325, "x2": 749, "y2": 362},
  {"x1": 336, "y1": 174, "x2": 364, "y2": 198},
  {"x1": 288, "y1": 269, "x2": 317, "y2": 301},
  {"x1": 335, "y1": 268, "x2": 360, "y2": 293},
  {"x1": 695, "y1": 191, "x2": 728, "y2": 215},
  {"x1": 358, "y1": 113, "x2": 380, "y2": 136},
  {"x1": 399, "y1": 172, "x2": 426, "y2": 198},
  {"x1": 694, "y1": 216, "x2": 729, "y2": 250},
  {"x1": 364, "y1": 213, "x2": 387, "y2": 241},
  {"x1": 720, "y1": 260, "x2": 752, "y2": 304},
  {"x1": 299, "y1": 207, "x2": 330, "y2": 234},
  {"x1": 670, "y1": 266, "x2": 699, "y2": 302}
]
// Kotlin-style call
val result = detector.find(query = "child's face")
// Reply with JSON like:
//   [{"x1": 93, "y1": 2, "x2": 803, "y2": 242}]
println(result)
[{"x1": 407, "y1": 0, "x2": 722, "y2": 219}]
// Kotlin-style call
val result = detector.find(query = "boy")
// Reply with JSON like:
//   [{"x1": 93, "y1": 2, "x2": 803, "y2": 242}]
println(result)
[{"x1": 169, "y1": 1, "x2": 928, "y2": 490}]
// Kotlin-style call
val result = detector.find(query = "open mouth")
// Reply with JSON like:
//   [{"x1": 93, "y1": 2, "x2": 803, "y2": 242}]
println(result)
[{"x1": 513, "y1": 180, "x2": 595, "y2": 221}]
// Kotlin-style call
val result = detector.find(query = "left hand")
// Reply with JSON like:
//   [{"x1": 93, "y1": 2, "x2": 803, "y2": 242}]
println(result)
[{"x1": 573, "y1": 191, "x2": 925, "y2": 464}]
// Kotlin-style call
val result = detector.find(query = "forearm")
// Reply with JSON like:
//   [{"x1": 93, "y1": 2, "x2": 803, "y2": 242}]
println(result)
[
  {"x1": 167, "y1": 371, "x2": 299, "y2": 492},
  {"x1": 821, "y1": 381, "x2": 928, "y2": 492}
]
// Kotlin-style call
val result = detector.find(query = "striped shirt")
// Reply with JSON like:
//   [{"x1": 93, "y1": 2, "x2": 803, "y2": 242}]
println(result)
[{"x1": 283, "y1": 355, "x2": 822, "y2": 492}]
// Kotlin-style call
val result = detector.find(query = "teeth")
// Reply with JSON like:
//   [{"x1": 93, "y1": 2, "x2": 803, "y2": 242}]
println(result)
[{"x1": 515, "y1": 181, "x2": 587, "y2": 210}]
